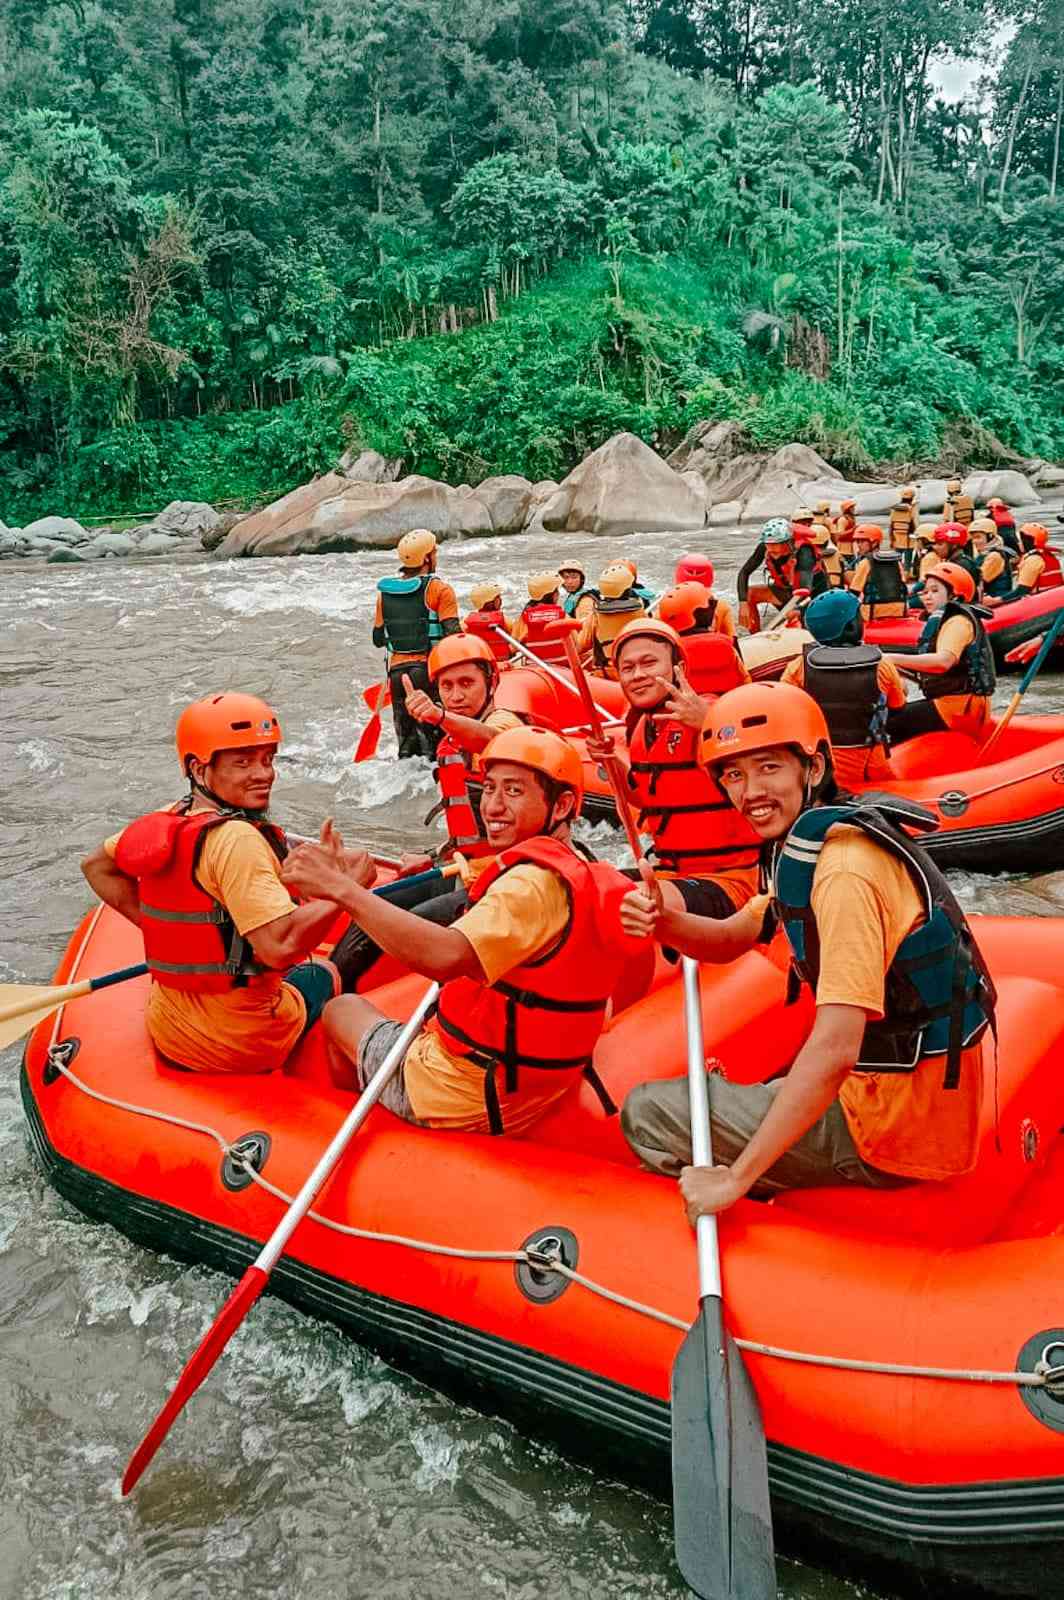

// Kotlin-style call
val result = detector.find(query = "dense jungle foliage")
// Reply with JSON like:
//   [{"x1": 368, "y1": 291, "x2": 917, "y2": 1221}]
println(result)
[{"x1": 1, "y1": 0, "x2": 1063, "y2": 521}]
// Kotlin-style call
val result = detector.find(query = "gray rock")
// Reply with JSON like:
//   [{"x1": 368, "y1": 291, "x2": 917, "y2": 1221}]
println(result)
[
  {"x1": 1034, "y1": 465, "x2": 1064, "y2": 489},
  {"x1": 667, "y1": 419, "x2": 749, "y2": 482},
  {"x1": 336, "y1": 448, "x2": 404, "y2": 483},
  {"x1": 964, "y1": 469, "x2": 1041, "y2": 506},
  {"x1": 472, "y1": 474, "x2": 534, "y2": 534},
  {"x1": 449, "y1": 491, "x2": 493, "y2": 538},
  {"x1": 47, "y1": 546, "x2": 89, "y2": 563},
  {"x1": 202, "y1": 511, "x2": 241, "y2": 551},
  {"x1": 136, "y1": 531, "x2": 185, "y2": 555},
  {"x1": 217, "y1": 473, "x2": 460, "y2": 557},
  {"x1": 538, "y1": 487, "x2": 575, "y2": 533},
  {"x1": 732, "y1": 444, "x2": 842, "y2": 522},
  {"x1": 21, "y1": 515, "x2": 88, "y2": 546},
  {"x1": 146, "y1": 500, "x2": 221, "y2": 540},
  {"x1": 522, "y1": 480, "x2": 562, "y2": 531},
  {"x1": 86, "y1": 531, "x2": 137, "y2": 559},
  {"x1": 559, "y1": 432, "x2": 706, "y2": 535}
]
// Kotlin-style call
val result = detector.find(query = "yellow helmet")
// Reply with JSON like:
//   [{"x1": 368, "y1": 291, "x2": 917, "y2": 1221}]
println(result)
[
  {"x1": 946, "y1": 478, "x2": 962, "y2": 493},
  {"x1": 900, "y1": 485, "x2": 916, "y2": 501},
  {"x1": 792, "y1": 505, "x2": 814, "y2": 522},
  {"x1": 809, "y1": 521, "x2": 832, "y2": 546},
  {"x1": 914, "y1": 523, "x2": 939, "y2": 543},
  {"x1": 397, "y1": 528, "x2": 437, "y2": 566},
  {"x1": 814, "y1": 500, "x2": 831, "y2": 515},
  {"x1": 527, "y1": 570, "x2": 561, "y2": 601},
  {"x1": 969, "y1": 517, "x2": 995, "y2": 536},
  {"x1": 470, "y1": 580, "x2": 502, "y2": 609},
  {"x1": 599, "y1": 562, "x2": 635, "y2": 599}
]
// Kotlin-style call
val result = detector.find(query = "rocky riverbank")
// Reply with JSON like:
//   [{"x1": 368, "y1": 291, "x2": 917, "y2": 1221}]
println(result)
[{"x1": 5, "y1": 427, "x2": 1063, "y2": 563}]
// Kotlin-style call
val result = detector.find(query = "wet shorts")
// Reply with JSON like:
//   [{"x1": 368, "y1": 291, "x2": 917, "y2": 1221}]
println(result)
[
  {"x1": 671, "y1": 877, "x2": 737, "y2": 920},
  {"x1": 283, "y1": 960, "x2": 341, "y2": 1036}
]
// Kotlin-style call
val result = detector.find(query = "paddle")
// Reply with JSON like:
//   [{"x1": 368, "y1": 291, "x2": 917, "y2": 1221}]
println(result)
[
  {"x1": 980, "y1": 605, "x2": 1064, "y2": 759},
  {"x1": 0, "y1": 962, "x2": 148, "y2": 1053},
  {"x1": 673, "y1": 956, "x2": 775, "y2": 1600},
  {"x1": 493, "y1": 625, "x2": 616, "y2": 725},
  {"x1": 353, "y1": 678, "x2": 390, "y2": 763},
  {"x1": 121, "y1": 980, "x2": 440, "y2": 1494}
]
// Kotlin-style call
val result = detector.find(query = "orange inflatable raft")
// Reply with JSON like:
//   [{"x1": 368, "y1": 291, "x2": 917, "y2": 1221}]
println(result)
[
  {"x1": 22, "y1": 904, "x2": 1064, "y2": 1599},
  {"x1": 491, "y1": 664, "x2": 1064, "y2": 870}
]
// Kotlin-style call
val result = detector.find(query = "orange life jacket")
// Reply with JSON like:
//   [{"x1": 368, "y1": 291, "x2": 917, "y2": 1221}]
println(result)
[
  {"x1": 1037, "y1": 548, "x2": 1063, "y2": 591},
  {"x1": 463, "y1": 608, "x2": 511, "y2": 661},
  {"x1": 764, "y1": 548, "x2": 796, "y2": 590},
  {"x1": 113, "y1": 804, "x2": 287, "y2": 993},
  {"x1": 432, "y1": 837, "x2": 634, "y2": 1133},
  {"x1": 625, "y1": 714, "x2": 761, "y2": 879},
  {"x1": 889, "y1": 505, "x2": 916, "y2": 548},
  {"x1": 519, "y1": 601, "x2": 569, "y2": 664},
  {"x1": 834, "y1": 513, "x2": 857, "y2": 553},
  {"x1": 432, "y1": 732, "x2": 495, "y2": 860},
  {"x1": 681, "y1": 632, "x2": 747, "y2": 698}
]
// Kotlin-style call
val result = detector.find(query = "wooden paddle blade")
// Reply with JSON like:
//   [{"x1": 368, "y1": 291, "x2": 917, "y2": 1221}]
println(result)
[
  {"x1": 0, "y1": 993, "x2": 65, "y2": 1052},
  {"x1": 353, "y1": 711, "x2": 383, "y2": 763},
  {"x1": 672, "y1": 1298, "x2": 775, "y2": 1600},
  {"x1": 122, "y1": 1264, "x2": 268, "y2": 1494}
]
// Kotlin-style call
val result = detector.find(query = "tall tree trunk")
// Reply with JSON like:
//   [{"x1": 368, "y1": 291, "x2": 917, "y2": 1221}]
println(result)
[
  {"x1": 1051, "y1": 66, "x2": 1063, "y2": 201},
  {"x1": 998, "y1": 60, "x2": 1034, "y2": 202}
]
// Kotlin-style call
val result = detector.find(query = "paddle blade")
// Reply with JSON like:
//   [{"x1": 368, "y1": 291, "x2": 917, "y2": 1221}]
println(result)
[
  {"x1": 122, "y1": 1264, "x2": 268, "y2": 1494},
  {"x1": 0, "y1": 990, "x2": 64, "y2": 1051},
  {"x1": 671, "y1": 1298, "x2": 775, "y2": 1600},
  {"x1": 353, "y1": 711, "x2": 383, "y2": 763},
  {"x1": 362, "y1": 682, "x2": 392, "y2": 711}
]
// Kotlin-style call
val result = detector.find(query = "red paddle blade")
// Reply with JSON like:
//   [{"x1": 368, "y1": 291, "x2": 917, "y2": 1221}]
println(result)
[
  {"x1": 121, "y1": 1264, "x2": 268, "y2": 1494},
  {"x1": 362, "y1": 682, "x2": 392, "y2": 711},
  {"x1": 1006, "y1": 637, "x2": 1041, "y2": 665},
  {"x1": 353, "y1": 711, "x2": 383, "y2": 763}
]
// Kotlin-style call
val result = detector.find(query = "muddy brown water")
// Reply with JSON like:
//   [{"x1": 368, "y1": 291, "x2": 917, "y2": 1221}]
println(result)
[{"x1": 2, "y1": 511, "x2": 1063, "y2": 1599}]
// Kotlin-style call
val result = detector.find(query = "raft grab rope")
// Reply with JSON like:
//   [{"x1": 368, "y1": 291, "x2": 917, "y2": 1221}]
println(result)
[{"x1": 40, "y1": 1043, "x2": 1064, "y2": 1396}]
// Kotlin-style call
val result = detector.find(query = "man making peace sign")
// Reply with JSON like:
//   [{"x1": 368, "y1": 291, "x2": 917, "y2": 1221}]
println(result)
[{"x1": 585, "y1": 617, "x2": 761, "y2": 920}]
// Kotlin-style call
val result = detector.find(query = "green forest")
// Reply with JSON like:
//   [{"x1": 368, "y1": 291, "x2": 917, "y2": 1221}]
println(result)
[{"x1": 1, "y1": 0, "x2": 1063, "y2": 522}]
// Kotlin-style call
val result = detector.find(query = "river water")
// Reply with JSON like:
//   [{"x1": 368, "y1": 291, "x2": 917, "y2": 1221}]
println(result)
[{"x1": 3, "y1": 511, "x2": 1064, "y2": 1600}]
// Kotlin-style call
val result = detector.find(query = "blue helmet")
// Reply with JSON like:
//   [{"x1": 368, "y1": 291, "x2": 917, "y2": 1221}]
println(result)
[{"x1": 805, "y1": 589, "x2": 863, "y2": 646}]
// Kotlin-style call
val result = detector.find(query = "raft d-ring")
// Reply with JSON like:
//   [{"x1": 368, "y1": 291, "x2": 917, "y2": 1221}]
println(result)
[
  {"x1": 515, "y1": 1225, "x2": 579, "y2": 1306},
  {"x1": 937, "y1": 790, "x2": 970, "y2": 819},
  {"x1": 221, "y1": 1131, "x2": 272, "y2": 1193},
  {"x1": 43, "y1": 1038, "x2": 81, "y2": 1087},
  {"x1": 1018, "y1": 1329, "x2": 1064, "y2": 1430}
]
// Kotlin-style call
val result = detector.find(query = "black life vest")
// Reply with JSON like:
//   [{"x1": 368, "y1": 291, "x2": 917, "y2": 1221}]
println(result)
[
  {"x1": 977, "y1": 545, "x2": 1016, "y2": 601},
  {"x1": 917, "y1": 600, "x2": 996, "y2": 700},
  {"x1": 771, "y1": 798, "x2": 996, "y2": 1087},
  {"x1": 802, "y1": 643, "x2": 889, "y2": 753},
  {"x1": 861, "y1": 550, "x2": 906, "y2": 613},
  {"x1": 378, "y1": 575, "x2": 444, "y2": 656}
]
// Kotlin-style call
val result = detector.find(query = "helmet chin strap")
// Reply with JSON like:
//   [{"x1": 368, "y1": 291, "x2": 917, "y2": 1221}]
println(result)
[{"x1": 188, "y1": 773, "x2": 269, "y2": 822}]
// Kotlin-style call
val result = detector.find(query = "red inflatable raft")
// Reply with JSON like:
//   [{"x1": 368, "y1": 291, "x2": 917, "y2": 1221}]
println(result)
[
  {"x1": 490, "y1": 664, "x2": 1064, "y2": 869},
  {"x1": 22, "y1": 905, "x2": 1064, "y2": 1599},
  {"x1": 866, "y1": 584, "x2": 1064, "y2": 667}
]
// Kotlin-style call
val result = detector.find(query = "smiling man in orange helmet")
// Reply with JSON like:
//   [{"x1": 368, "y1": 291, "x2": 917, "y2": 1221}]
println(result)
[
  {"x1": 618, "y1": 681, "x2": 995, "y2": 1221},
  {"x1": 283, "y1": 728, "x2": 648, "y2": 1135},
  {"x1": 81, "y1": 694, "x2": 375, "y2": 1075},
  {"x1": 586, "y1": 615, "x2": 758, "y2": 923},
  {"x1": 331, "y1": 634, "x2": 528, "y2": 991}
]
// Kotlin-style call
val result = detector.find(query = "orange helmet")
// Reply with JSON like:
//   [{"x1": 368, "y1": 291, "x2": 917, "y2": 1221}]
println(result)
[
  {"x1": 699, "y1": 683, "x2": 828, "y2": 771},
  {"x1": 176, "y1": 693, "x2": 281, "y2": 773},
  {"x1": 853, "y1": 524, "x2": 882, "y2": 548},
  {"x1": 655, "y1": 584, "x2": 708, "y2": 636},
  {"x1": 934, "y1": 522, "x2": 969, "y2": 547},
  {"x1": 480, "y1": 726, "x2": 584, "y2": 816},
  {"x1": 928, "y1": 561, "x2": 975, "y2": 603},
  {"x1": 840, "y1": 498, "x2": 856, "y2": 512},
  {"x1": 428, "y1": 633, "x2": 497, "y2": 682},
  {"x1": 622, "y1": 558, "x2": 639, "y2": 580},
  {"x1": 1020, "y1": 522, "x2": 1049, "y2": 549},
  {"x1": 675, "y1": 553, "x2": 714, "y2": 587},
  {"x1": 613, "y1": 614, "x2": 689, "y2": 665}
]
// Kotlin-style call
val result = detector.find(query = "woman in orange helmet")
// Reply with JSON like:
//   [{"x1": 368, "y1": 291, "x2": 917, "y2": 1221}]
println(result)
[
  {"x1": 883, "y1": 564, "x2": 996, "y2": 741},
  {"x1": 81, "y1": 694, "x2": 373, "y2": 1075},
  {"x1": 283, "y1": 728, "x2": 649, "y2": 1135},
  {"x1": 984, "y1": 522, "x2": 1053, "y2": 607},
  {"x1": 617, "y1": 681, "x2": 994, "y2": 1220}
]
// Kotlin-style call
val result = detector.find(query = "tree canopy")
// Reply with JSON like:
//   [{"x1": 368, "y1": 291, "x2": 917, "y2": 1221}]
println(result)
[{"x1": 0, "y1": 0, "x2": 1062, "y2": 520}]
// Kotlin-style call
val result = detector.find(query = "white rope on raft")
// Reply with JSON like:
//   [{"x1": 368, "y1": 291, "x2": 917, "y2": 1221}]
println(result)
[{"x1": 42, "y1": 1051, "x2": 1064, "y2": 1393}]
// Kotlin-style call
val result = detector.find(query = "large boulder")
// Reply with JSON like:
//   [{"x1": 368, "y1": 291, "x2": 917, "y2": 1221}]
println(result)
[
  {"x1": 472, "y1": 475, "x2": 534, "y2": 534},
  {"x1": 522, "y1": 479, "x2": 562, "y2": 531},
  {"x1": 86, "y1": 530, "x2": 137, "y2": 559},
  {"x1": 558, "y1": 432, "x2": 706, "y2": 535},
  {"x1": 47, "y1": 546, "x2": 89, "y2": 563},
  {"x1": 202, "y1": 510, "x2": 242, "y2": 551},
  {"x1": 136, "y1": 530, "x2": 185, "y2": 555},
  {"x1": 142, "y1": 500, "x2": 220, "y2": 540},
  {"x1": 963, "y1": 470, "x2": 1040, "y2": 507},
  {"x1": 666, "y1": 419, "x2": 749, "y2": 484},
  {"x1": 728, "y1": 444, "x2": 840, "y2": 521},
  {"x1": 336, "y1": 447, "x2": 404, "y2": 483},
  {"x1": 448, "y1": 489, "x2": 493, "y2": 538},
  {"x1": 21, "y1": 515, "x2": 88, "y2": 546},
  {"x1": 217, "y1": 473, "x2": 459, "y2": 557}
]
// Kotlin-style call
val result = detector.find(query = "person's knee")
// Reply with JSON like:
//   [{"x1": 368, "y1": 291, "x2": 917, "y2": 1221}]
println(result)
[{"x1": 323, "y1": 993, "x2": 371, "y2": 1046}]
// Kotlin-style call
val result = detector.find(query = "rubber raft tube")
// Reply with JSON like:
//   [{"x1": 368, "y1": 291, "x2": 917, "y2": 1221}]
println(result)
[
  {"x1": 866, "y1": 584, "x2": 1064, "y2": 668},
  {"x1": 22, "y1": 905, "x2": 1064, "y2": 1599},
  {"x1": 492, "y1": 665, "x2": 1064, "y2": 870}
]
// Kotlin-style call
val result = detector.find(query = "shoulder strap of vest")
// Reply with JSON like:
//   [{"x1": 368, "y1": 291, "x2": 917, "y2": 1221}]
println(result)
[{"x1": 378, "y1": 575, "x2": 429, "y2": 597}]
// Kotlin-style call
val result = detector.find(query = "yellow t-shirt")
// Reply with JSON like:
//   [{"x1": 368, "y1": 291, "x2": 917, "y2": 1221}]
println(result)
[
  {"x1": 980, "y1": 550, "x2": 1005, "y2": 585},
  {"x1": 1016, "y1": 552, "x2": 1045, "y2": 590},
  {"x1": 781, "y1": 655, "x2": 906, "y2": 783},
  {"x1": 404, "y1": 862, "x2": 575, "y2": 1133},
  {"x1": 706, "y1": 597, "x2": 736, "y2": 639},
  {"x1": 929, "y1": 615, "x2": 990, "y2": 731},
  {"x1": 106, "y1": 814, "x2": 305, "y2": 1074},
  {"x1": 809, "y1": 827, "x2": 983, "y2": 1179}
]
